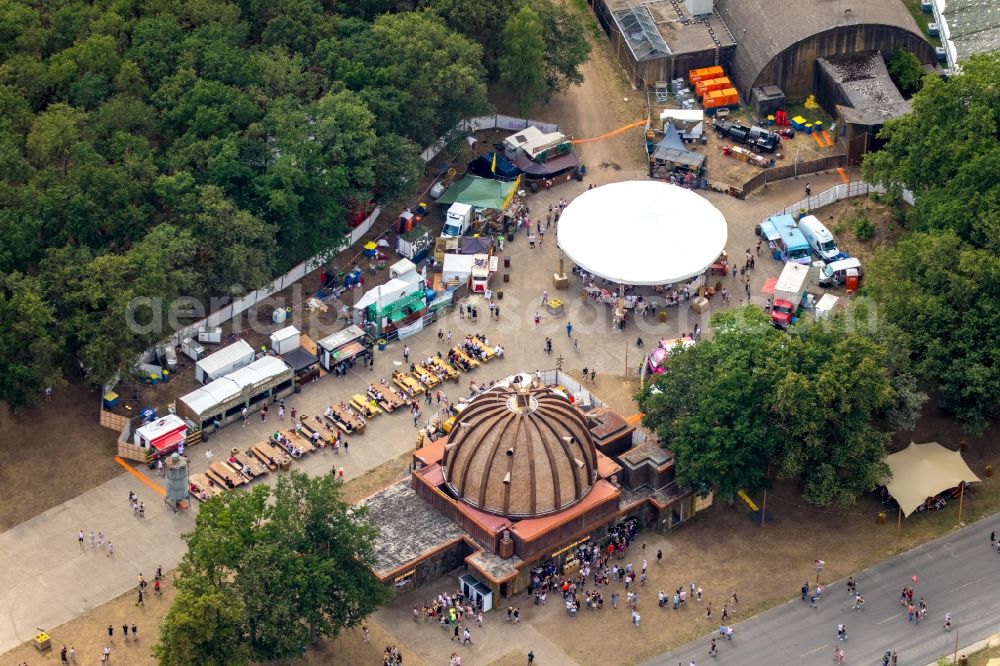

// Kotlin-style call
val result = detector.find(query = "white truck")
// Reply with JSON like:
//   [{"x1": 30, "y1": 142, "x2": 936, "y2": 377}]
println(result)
[
  {"x1": 442, "y1": 203, "x2": 473, "y2": 237},
  {"x1": 771, "y1": 262, "x2": 811, "y2": 328},
  {"x1": 798, "y1": 215, "x2": 842, "y2": 263}
]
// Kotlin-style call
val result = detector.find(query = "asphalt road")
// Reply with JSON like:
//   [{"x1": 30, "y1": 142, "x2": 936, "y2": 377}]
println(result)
[{"x1": 644, "y1": 514, "x2": 1000, "y2": 666}]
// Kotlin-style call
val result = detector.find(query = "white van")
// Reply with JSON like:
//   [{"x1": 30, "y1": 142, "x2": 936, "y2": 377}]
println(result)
[
  {"x1": 819, "y1": 257, "x2": 862, "y2": 287},
  {"x1": 798, "y1": 215, "x2": 841, "y2": 262}
]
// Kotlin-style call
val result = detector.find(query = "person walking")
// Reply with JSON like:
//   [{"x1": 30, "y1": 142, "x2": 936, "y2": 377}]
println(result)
[
  {"x1": 541, "y1": 291, "x2": 548, "y2": 306},
  {"x1": 565, "y1": 321, "x2": 572, "y2": 338},
  {"x1": 106, "y1": 541, "x2": 114, "y2": 557},
  {"x1": 122, "y1": 624, "x2": 129, "y2": 641},
  {"x1": 107, "y1": 625, "x2": 113, "y2": 642},
  {"x1": 241, "y1": 406, "x2": 248, "y2": 426},
  {"x1": 527, "y1": 651, "x2": 534, "y2": 664},
  {"x1": 130, "y1": 624, "x2": 137, "y2": 641},
  {"x1": 78, "y1": 530, "x2": 85, "y2": 547}
]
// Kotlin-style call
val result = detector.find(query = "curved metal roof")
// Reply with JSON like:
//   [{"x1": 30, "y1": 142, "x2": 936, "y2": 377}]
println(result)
[
  {"x1": 442, "y1": 384, "x2": 598, "y2": 518},
  {"x1": 716, "y1": 0, "x2": 928, "y2": 95}
]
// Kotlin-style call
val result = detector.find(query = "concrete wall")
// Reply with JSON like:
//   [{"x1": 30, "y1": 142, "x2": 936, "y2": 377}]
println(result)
[{"x1": 744, "y1": 24, "x2": 935, "y2": 100}]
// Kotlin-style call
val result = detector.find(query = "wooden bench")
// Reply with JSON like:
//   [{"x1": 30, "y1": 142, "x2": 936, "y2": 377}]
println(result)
[
  {"x1": 368, "y1": 382, "x2": 405, "y2": 412},
  {"x1": 393, "y1": 370, "x2": 424, "y2": 396},
  {"x1": 430, "y1": 358, "x2": 460, "y2": 381},
  {"x1": 206, "y1": 462, "x2": 246, "y2": 489},
  {"x1": 252, "y1": 441, "x2": 291, "y2": 470},
  {"x1": 189, "y1": 473, "x2": 224, "y2": 501},
  {"x1": 332, "y1": 403, "x2": 366, "y2": 434},
  {"x1": 412, "y1": 365, "x2": 441, "y2": 389},
  {"x1": 351, "y1": 394, "x2": 382, "y2": 418},
  {"x1": 270, "y1": 435, "x2": 304, "y2": 459},
  {"x1": 323, "y1": 411, "x2": 351, "y2": 433},
  {"x1": 450, "y1": 347, "x2": 481, "y2": 371},
  {"x1": 287, "y1": 428, "x2": 316, "y2": 453},
  {"x1": 231, "y1": 449, "x2": 268, "y2": 478},
  {"x1": 468, "y1": 337, "x2": 496, "y2": 361}
]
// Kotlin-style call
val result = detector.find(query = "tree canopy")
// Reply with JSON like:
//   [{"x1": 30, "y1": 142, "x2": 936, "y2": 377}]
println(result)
[
  {"x1": 500, "y1": 6, "x2": 547, "y2": 114},
  {"x1": 0, "y1": 0, "x2": 505, "y2": 407},
  {"x1": 864, "y1": 53, "x2": 1000, "y2": 253},
  {"x1": 154, "y1": 472, "x2": 388, "y2": 665},
  {"x1": 862, "y1": 54, "x2": 1000, "y2": 431},
  {"x1": 637, "y1": 307, "x2": 924, "y2": 506}
]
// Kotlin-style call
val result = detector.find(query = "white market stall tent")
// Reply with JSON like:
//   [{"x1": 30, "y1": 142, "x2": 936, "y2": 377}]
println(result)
[
  {"x1": 195, "y1": 339, "x2": 255, "y2": 384},
  {"x1": 885, "y1": 441, "x2": 981, "y2": 517},
  {"x1": 178, "y1": 355, "x2": 294, "y2": 430},
  {"x1": 556, "y1": 181, "x2": 728, "y2": 285}
]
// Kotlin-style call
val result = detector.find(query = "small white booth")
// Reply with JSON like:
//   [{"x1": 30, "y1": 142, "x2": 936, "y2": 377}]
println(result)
[
  {"x1": 195, "y1": 339, "x2": 255, "y2": 384},
  {"x1": 133, "y1": 414, "x2": 188, "y2": 458},
  {"x1": 270, "y1": 325, "x2": 300, "y2": 355},
  {"x1": 814, "y1": 293, "x2": 839, "y2": 320},
  {"x1": 459, "y1": 573, "x2": 494, "y2": 612}
]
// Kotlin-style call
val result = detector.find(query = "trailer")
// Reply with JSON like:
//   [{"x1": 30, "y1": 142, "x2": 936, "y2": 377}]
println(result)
[
  {"x1": 195, "y1": 339, "x2": 255, "y2": 384},
  {"x1": 133, "y1": 414, "x2": 188, "y2": 458}
]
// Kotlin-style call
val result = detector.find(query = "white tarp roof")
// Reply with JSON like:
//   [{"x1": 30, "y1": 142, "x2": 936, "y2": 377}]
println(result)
[
  {"x1": 353, "y1": 278, "x2": 419, "y2": 310},
  {"x1": 815, "y1": 293, "x2": 839, "y2": 312},
  {"x1": 442, "y1": 254, "x2": 476, "y2": 278},
  {"x1": 195, "y1": 339, "x2": 254, "y2": 376},
  {"x1": 179, "y1": 376, "x2": 242, "y2": 417},
  {"x1": 775, "y1": 262, "x2": 810, "y2": 293},
  {"x1": 556, "y1": 181, "x2": 728, "y2": 285},
  {"x1": 270, "y1": 325, "x2": 299, "y2": 343},
  {"x1": 659, "y1": 109, "x2": 705, "y2": 124},
  {"x1": 390, "y1": 258, "x2": 416, "y2": 278},
  {"x1": 885, "y1": 442, "x2": 981, "y2": 517},
  {"x1": 317, "y1": 324, "x2": 366, "y2": 351},
  {"x1": 226, "y1": 355, "x2": 292, "y2": 390}
]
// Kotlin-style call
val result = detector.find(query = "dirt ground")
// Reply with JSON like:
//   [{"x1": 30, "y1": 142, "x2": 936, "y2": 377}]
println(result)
[
  {"x1": 0, "y1": 379, "x2": 121, "y2": 530},
  {"x1": 809, "y1": 195, "x2": 904, "y2": 265}
]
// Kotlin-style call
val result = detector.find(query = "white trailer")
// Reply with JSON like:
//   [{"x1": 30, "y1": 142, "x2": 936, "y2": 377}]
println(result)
[
  {"x1": 195, "y1": 339, "x2": 255, "y2": 384},
  {"x1": 269, "y1": 325, "x2": 300, "y2": 355},
  {"x1": 773, "y1": 262, "x2": 810, "y2": 307}
]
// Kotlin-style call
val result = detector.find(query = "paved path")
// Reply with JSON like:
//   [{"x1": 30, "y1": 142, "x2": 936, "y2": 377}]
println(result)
[
  {"x1": 645, "y1": 515, "x2": 1000, "y2": 666},
  {"x1": 0, "y1": 170, "x2": 847, "y2": 654}
]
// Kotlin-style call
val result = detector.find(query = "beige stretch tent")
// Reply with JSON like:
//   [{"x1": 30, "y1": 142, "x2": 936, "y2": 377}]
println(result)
[{"x1": 885, "y1": 441, "x2": 980, "y2": 517}]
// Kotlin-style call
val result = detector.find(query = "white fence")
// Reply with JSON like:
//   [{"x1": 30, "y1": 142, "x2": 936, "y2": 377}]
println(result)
[
  {"x1": 169, "y1": 205, "x2": 380, "y2": 342},
  {"x1": 421, "y1": 115, "x2": 561, "y2": 163},
  {"x1": 759, "y1": 181, "x2": 915, "y2": 225}
]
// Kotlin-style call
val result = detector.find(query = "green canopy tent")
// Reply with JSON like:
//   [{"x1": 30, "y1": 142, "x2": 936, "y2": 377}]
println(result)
[{"x1": 436, "y1": 175, "x2": 520, "y2": 210}]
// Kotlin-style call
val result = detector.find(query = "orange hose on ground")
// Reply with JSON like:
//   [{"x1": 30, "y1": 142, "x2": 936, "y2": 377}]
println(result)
[
  {"x1": 821, "y1": 130, "x2": 833, "y2": 146},
  {"x1": 811, "y1": 132, "x2": 826, "y2": 148},
  {"x1": 571, "y1": 120, "x2": 648, "y2": 144}
]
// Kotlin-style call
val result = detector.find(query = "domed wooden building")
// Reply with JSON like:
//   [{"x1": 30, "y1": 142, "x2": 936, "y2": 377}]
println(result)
[{"x1": 360, "y1": 371, "x2": 709, "y2": 603}]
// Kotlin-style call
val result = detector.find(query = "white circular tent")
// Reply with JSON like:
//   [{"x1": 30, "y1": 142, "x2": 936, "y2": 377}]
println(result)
[{"x1": 557, "y1": 181, "x2": 728, "y2": 285}]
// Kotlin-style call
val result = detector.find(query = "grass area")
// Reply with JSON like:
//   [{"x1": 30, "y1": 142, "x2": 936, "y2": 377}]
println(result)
[
  {"x1": 781, "y1": 99, "x2": 834, "y2": 129},
  {"x1": 903, "y1": 0, "x2": 943, "y2": 48},
  {"x1": 964, "y1": 639, "x2": 1000, "y2": 665}
]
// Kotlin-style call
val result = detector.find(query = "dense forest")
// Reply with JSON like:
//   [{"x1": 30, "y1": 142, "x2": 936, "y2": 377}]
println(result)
[{"x1": 0, "y1": 0, "x2": 589, "y2": 409}]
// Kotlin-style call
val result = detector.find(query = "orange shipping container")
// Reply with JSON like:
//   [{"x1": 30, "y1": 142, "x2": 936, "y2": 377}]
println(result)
[
  {"x1": 696, "y1": 77, "x2": 732, "y2": 97},
  {"x1": 688, "y1": 65, "x2": 724, "y2": 85},
  {"x1": 704, "y1": 88, "x2": 739, "y2": 109}
]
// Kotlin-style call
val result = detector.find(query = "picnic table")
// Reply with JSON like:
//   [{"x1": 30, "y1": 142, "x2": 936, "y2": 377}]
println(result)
[
  {"x1": 413, "y1": 364, "x2": 441, "y2": 389},
  {"x1": 351, "y1": 394, "x2": 382, "y2": 418},
  {"x1": 368, "y1": 381, "x2": 406, "y2": 412},
  {"x1": 270, "y1": 434, "x2": 305, "y2": 458},
  {"x1": 189, "y1": 473, "x2": 225, "y2": 501},
  {"x1": 450, "y1": 347, "x2": 481, "y2": 371},
  {"x1": 332, "y1": 403, "x2": 366, "y2": 434},
  {"x1": 252, "y1": 441, "x2": 291, "y2": 470},
  {"x1": 393, "y1": 370, "x2": 424, "y2": 396},
  {"x1": 206, "y1": 461, "x2": 247, "y2": 489},
  {"x1": 429, "y1": 358, "x2": 460, "y2": 381},
  {"x1": 467, "y1": 337, "x2": 496, "y2": 361},
  {"x1": 229, "y1": 449, "x2": 268, "y2": 478}
]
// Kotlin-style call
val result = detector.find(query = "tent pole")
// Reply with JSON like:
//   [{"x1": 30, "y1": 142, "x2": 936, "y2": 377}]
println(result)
[
  {"x1": 957, "y1": 483, "x2": 965, "y2": 527},
  {"x1": 896, "y1": 506, "x2": 901, "y2": 546}
]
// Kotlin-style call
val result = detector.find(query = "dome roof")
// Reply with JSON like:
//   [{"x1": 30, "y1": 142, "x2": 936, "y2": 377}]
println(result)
[{"x1": 442, "y1": 383, "x2": 597, "y2": 518}]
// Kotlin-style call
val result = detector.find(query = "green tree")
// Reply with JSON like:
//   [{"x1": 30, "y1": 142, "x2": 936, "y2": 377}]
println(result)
[
  {"x1": 638, "y1": 308, "x2": 785, "y2": 500},
  {"x1": 155, "y1": 473, "x2": 388, "y2": 665},
  {"x1": 499, "y1": 6, "x2": 546, "y2": 114},
  {"x1": 530, "y1": 0, "x2": 590, "y2": 99},
  {"x1": 0, "y1": 273, "x2": 64, "y2": 411},
  {"x1": 866, "y1": 231, "x2": 1000, "y2": 432},
  {"x1": 154, "y1": 587, "x2": 250, "y2": 666},
  {"x1": 638, "y1": 306, "x2": 917, "y2": 506},
  {"x1": 887, "y1": 45, "x2": 924, "y2": 97},
  {"x1": 863, "y1": 53, "x2": 1000, "y2": 252}
]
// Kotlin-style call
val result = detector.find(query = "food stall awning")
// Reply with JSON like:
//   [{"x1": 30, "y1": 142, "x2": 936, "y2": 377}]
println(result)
[
  {"x1": 436, "y1": 175, "x2": 518, "y2": 209},
  {"x1": 281, "y1": 347, "x2": 319, "y2": 372},
  {"x1": 885, "y1": 441, "x2": 981, "y2": 517}
]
